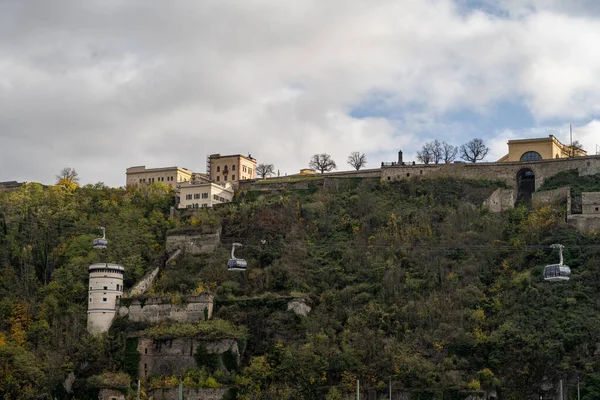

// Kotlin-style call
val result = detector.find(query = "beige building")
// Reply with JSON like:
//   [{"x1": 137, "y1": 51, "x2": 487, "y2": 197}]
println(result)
[
  {"x1": 498, "y1": 135, "x2": 587, "y2": 162},
  {"x1": 126, "y1": 166, "x2": 193, "y2": 187},
  {"x1": 177, "y1": 181, "x2": 234, "y2": 209},
  {"x1": 208, "y1": 154, "x2": 256, "y2": 184}
]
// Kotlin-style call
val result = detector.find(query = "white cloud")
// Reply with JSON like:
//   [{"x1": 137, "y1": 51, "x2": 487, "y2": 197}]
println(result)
[{"x1": 1, "y1": 0, "x2": 600, "y2": 186}]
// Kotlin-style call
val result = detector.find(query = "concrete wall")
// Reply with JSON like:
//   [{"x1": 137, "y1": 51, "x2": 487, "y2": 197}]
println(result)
[
  {"x1": 483, "y1": 188, "x2": 514, "y2": 212},
  {"x1": 582, "y1": 192, "x2": 600, "y2": 214},
  {"x1": 117, "y1": 294, "x2": 213, "y2": 324},
  {"x1": 147, "y1": 388, "x2": 228, "y2": 400},
  {"x1": 165, "y1": 229, "x2": 221, "y2": 255},
  {"x1": 138, "y1": 337, "x2": 238, "y2": 378},
  {"x1": 532, "y1": 187, "x2": 570, "y2": 208}
]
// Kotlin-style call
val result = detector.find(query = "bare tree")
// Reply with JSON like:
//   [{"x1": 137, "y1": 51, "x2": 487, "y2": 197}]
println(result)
[
  {"x1": 347, "y1": 151, "x2": 367, "y2": 170},
  {"x1": 430, "y1": 140, "x2": 443, "y2": 164},
  {"x1": 309, "y1": 153, "x2": 337, "y2": 173},
  {"x1": 56, "y1": 167, "x2": 80, "y2": 187},
  {"x1": 460, "y1": 138, "x2": 490, "y2": 163},
  {"x1": 442, "y1": 142, "x2": 458, "y2": 163},
  {"x1": 417, "y1": 142, "x2": 434, "y2": 164},
  {"x1": 256, "y1": 163, "x2": 275, "y2": 179}
]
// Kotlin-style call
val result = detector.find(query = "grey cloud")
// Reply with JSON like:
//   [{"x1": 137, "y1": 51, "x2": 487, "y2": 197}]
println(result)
[{"x1": 2, "y1": 0, "x2": 600, "y2": 186}]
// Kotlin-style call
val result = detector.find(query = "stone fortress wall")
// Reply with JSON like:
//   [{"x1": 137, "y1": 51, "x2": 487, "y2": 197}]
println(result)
[{"x1": 239, "y1": 155, "x2": 600, "y2": 197}]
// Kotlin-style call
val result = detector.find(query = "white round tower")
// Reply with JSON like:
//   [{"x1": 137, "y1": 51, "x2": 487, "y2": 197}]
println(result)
[{"x1": 87, "y1": 263, "x2": 124, "y2": 334}]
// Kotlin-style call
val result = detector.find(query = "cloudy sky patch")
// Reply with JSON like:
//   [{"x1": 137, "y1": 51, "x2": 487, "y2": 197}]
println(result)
[{"x1": 1, "y1": 0, "x2": 599, "y2": 186}]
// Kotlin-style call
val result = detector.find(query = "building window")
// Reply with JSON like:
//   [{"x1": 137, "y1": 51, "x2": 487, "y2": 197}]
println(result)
[
  {"x1": 217, "y1": 166, "x2": 220, "y2": 172},
  {"x1": 102, "y1": 297, "x2": 108, "y2": 302},
  {"x1": 243, "y1": 166, "x2": 247, "y2": 172},
  {"x1": 89, "y1": 298, "x2": 92, "y2": 303},
  {"x1": 202, "y1": 203, "x2": 208, "y2": 207},
  {"x1": 103, "y1": 286, "x2": 107, "y2": 290},
  {"x1": 186, "y1": 194, "x2": 192, "y2": 200},
  {"x1": 249, "y1": 168, "x2": 253, "y2": 176},
  {"x1": 232, "y1": 174, "x2": 236, "y2": 180},
  {"x1": 139, "y1": 179, "x2": 142, "y2": 183},
  {"x1": 202, "y1": 193, "x2": 208, "y2": 198},
  {"x1": 217, "y1": 176, "x2": 220, "y2": 182},
  {"x1": 520, "y1": 151, "x2": 542, "y2": 162},
  {"x1": 194, "y1": 193, "x2": 201, "y2": 199},
  {"x1": 224, "y1": 176, "x2": 227, "y2": 181},
  {"x1": 232, "y1": 165, "x2": 236, "y2": 171},
  {"x1": 186, "y1": 205, "x2": 192, "y2": 209}
]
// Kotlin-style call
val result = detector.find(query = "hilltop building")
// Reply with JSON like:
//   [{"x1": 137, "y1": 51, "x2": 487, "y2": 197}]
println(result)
[
  {"x1": 126, "y1": 165, "x2": 193, "y2": 187},
  {"x1": 207, "y1": 154, "x2": 256, "y2": 184},
  {"x1": 0, "y1": 181, "x2": 26, "y2": 191},
  {"x1": 497, "y1": 135, "x2": 586, "y2": 162}
]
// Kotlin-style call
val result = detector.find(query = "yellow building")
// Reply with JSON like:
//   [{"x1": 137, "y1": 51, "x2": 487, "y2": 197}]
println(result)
[
  {"x1": 126, "y1": 166, "x2": 193, "y2": 187},
  {"x1": 177, "y1": 181, "x2": 234, "y2": 209},
  {"x1": 208, "y1": 154, "x2": 256, "y2": 184},
  {"x1": 498, "y1": 135, "x2": 586, "y2": 162}
]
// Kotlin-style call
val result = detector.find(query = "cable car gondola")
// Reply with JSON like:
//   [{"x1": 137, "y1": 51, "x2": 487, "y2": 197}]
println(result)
[
  {"x1": 93, "y1": 227, "x2": 108, "y2": 249},
  {"x1": 227, "y1": 243, "x2": 247, "y2": 271},
  {"x1": 543, "y1": 244, "x2": 571, "y2": 282}
]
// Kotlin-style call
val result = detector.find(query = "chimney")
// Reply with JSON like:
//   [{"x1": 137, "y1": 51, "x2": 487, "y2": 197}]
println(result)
[{"x1": 398, "y1": 150, "x2": 403, "y2": 164}]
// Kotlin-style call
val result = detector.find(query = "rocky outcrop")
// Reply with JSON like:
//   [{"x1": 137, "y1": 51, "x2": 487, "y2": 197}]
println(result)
[
  {"x1": 287, "y1": 298, "x2": 311, "y2": 316},
  {"x1": 117, "y1": 294, "x2": 213, "y2": 323}
]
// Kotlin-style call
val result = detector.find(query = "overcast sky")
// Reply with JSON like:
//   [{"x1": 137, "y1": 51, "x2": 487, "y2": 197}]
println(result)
[{"x1": 2, "y1": 0, "x2": 600, "y2": 187}]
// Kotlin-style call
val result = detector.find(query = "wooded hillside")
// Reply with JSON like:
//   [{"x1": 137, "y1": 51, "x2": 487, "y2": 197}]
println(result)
[{"x1": 1, "y1": 177, "x2": 600, "y2": 399}]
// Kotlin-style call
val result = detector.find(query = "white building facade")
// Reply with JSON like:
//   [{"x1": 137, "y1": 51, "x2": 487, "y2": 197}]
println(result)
[
  {"x1": 87, "y1": 263, "x2": 124, "y2": 334},
  {"x1": 177, "y1": 182, "x2": 234, "y2": 209}
]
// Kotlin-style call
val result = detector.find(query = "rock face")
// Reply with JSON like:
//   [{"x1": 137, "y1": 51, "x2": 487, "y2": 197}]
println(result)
[
  {"x1": 287, "y1": 298, "x2": 311, "y2": 316},
  {"x1": 98, "y1": 388, "x2": 125, "y2": 400},
  {"x1": 138, "y1": 337, "x2": 239, "y2": 379},
  {"x1": 165, "y1": 228, "x2": 221, "y2": 255},
  {"x1": 147, "y1": 388, "x2": 228, "y2": 400},
  {"x1": 117, "y1": 294, "x2": 214, "y2": 324}
]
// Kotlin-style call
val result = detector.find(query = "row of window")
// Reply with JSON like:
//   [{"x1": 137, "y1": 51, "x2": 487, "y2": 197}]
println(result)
[
  {"x1": 215, "y1": 165, "x2": 253, "y2": 176},
  {"x1": 89, "y1": 295, "x2": 121, "y2": 303},
  {"x1": 89, "y1": 284, "x2": 122, "y2": 291},
  {"x1": 217, "y1": 174, "x2": 236, "y2": 181},
  {"x1": 213, "y1": 195, "x2": 228, "y2": 202},
  {"x1": 138, "y1": 176, "x2": 184, "y2": 183},
  {"x1": 185, "y1": 193, "x2": 209, "y2": 200},
  {"x1": 186, "y1": 203, "x2": 208, "y2": 208}
]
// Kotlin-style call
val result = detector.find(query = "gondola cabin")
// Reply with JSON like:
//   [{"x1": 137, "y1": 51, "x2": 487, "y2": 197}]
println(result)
[
  {"x1": 227, "y1": 258, "x2": 247, "y2": 271},
  {"x1": 227, "y1": 242, "x2": 247, "y2": 271},
  {"x1": 543, "y1": 264, "x2": 571, "y2": 281},
  {"x1": 543, "y1": 244, "x2": 570, "y2": 282},
  {"x1": 93, "y1": 238, "x2": 108, "y2": 249}
]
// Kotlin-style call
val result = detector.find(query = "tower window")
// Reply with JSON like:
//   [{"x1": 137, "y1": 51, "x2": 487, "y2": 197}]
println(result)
[{"x1": 102, "y1": 297, "x2": 108, "y2": 302}]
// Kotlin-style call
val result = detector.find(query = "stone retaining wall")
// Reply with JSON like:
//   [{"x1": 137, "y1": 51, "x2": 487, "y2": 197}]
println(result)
[{"x1": 118, "y1": 294, "x2": 213, "y2": 324}]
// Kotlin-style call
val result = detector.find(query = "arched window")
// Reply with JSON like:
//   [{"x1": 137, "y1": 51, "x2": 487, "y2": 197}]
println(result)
[{"x1": 520, "y1": 151, "x2": 542, "y2": 162}]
